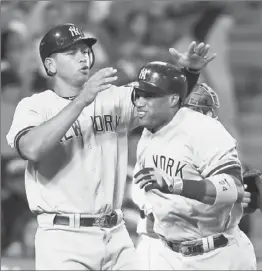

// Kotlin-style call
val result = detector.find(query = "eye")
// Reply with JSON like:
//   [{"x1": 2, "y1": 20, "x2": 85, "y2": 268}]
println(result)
[
  {"x1": 66, "y1": 51, "x2": 75, "y2": 55},
  {"x1": 135, "y1": 88, "x2": 157, "y2": 99},
  {"x1": 83, "y1": 49, "x2": 91, "y2": 56}
]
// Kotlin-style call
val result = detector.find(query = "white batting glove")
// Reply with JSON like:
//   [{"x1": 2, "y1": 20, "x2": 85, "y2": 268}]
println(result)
[{"x1": 134, "y1": 167, "x2": 183, "y2": 194}]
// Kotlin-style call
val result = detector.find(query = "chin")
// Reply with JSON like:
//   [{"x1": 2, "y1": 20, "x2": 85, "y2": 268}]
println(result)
[
  {"x1": 138, "y1": 118, "x2": 153, "y2": 129},
  {"x1": 79, "y1": 72, "x2": 89, "y2": 79},
  {"x1": 76, "y1": 75, "x2": 89, "y2": 85}
]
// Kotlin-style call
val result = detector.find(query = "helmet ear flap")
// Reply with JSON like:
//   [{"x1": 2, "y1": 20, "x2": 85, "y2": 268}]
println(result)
[
  {"x1": 131, "y1": 88, "x2": 136, "y2": 106},
  {"x1": 88, "y1": 47, "x2": 95, "y2": 69}
]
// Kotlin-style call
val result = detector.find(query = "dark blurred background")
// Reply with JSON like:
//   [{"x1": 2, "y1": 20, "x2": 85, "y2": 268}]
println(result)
[{"x1": 1, "y1": 1, "x2": 262, "y2": 269}]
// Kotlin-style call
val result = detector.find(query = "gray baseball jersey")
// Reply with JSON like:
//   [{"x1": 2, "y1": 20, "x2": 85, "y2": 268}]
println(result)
[
  {"x1": 133, "y1": 107, "x2": 243, "y2": 241},
  {"x1": 6, "y1": 86, "x2": 135, "y2": 215}
]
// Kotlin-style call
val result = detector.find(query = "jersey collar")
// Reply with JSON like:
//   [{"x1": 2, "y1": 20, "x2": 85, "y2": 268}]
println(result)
[{"x1": 51, "y1": 89, "x2": 76, "y2": 100}]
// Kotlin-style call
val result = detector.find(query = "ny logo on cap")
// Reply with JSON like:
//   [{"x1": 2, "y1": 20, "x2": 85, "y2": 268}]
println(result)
[
  {"x1": 139, "y1": 68, "x2": 150, "y2": 80},
  {"x1": 69, "y1": 25, "x2": 82, "y2": 37}
]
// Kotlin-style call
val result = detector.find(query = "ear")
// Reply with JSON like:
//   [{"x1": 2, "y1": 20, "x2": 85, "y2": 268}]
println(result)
[
  {"x1": 44, "y1": 57, "x2": 56, "y2": 74},
  {"x1": 169, "y1": 94, "x2": 179, "y2": 107}
]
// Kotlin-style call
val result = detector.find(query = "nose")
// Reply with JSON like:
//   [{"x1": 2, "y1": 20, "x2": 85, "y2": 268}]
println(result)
[{"x1": 78, "y1": 51, "x2": 90, "y2": 66}]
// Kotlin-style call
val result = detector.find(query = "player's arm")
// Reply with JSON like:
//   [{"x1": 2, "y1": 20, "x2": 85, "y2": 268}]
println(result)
[
  {"x1": 179, "y1": 167, "x2": 243, "y2": 205},
  {"x1": 134, "y1": 163, "x2": 243, "y2": 206},
  {"x1": 7, "y1": 68, "x2": 117, "y2": 162},
  {"x1": 16, "y1": 98, "x2": 87, "y2": 161},
  {"x1": 169, "y1": 41, "x2": 216, "y2": 96},
  {"x1": 178, "y1": 121, "x2": 244, "y2": 205},
  {"x1": 183, "y1": 68, "x2": 200, "y2": 96}
]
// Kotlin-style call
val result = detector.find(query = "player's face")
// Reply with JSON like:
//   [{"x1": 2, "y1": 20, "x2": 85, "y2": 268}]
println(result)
[
  {"x1": 134, "y1": 89, "x2": 175, "y2": 132},
  {"x1": 53, "y1": 41, "x2": 93, "y2": 86}
]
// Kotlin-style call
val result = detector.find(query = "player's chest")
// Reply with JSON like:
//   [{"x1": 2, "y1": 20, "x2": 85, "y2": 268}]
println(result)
[
  {"x1": 45, "y1": 99, "x2": 123, "y2": 144},
  {"x1": 138, "y1": 134, "x2": 194, "y2": 178}
]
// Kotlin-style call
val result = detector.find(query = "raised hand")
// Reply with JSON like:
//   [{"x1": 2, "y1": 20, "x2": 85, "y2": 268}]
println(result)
[
  {"x1": 77, "y1": 67, "x2": 118, "y2": 105},
  {"x1": 169, "y1": 41, "x2": 217, "y2": 71}
]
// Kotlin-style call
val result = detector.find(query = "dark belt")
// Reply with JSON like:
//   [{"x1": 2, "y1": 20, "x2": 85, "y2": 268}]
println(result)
[
  {"x1": 53, "y1": 211, "x2": 120, "y2": 228},
  {"x1": 160, "y1": 234, "x2": 228, "y2": 256}
]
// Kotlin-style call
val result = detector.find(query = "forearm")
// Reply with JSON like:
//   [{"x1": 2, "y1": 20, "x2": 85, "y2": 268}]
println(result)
[
  {"x1": 18, "y1": 98, "x2": 86, "y2": 162},
  {"x1": 183, "y1": 68, "x2": 200, "y2": 95},
  {"x1": 179, "y1": 174, "x2": 244, "y2": 205},
  {"x1": 181, "y1": 179, "x2": 215, "y2": 205}
]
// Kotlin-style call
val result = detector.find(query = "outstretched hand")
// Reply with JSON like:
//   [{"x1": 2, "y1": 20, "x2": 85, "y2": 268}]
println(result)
[{"x1": 169, "y1": 41, "x2": 217, "y2": 71}]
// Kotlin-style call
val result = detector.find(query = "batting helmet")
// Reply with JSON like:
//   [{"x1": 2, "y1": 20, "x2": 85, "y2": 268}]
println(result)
[
  {"x1": 131, "y1": 61, "x2": 188, "y2": 105},
  {"x1": 184, "y1": 83, "x2": 220, "y2": 118},
  {"x1": 39, "y1": 23, "x2": 97, "y2": 75}
]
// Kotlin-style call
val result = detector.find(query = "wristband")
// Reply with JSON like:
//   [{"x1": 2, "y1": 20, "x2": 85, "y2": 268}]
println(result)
[
  {"x1": 209, "y1": 174, "x2": 238, "y2": 205},
  {"x1": 186, "y1": 67, "x2": 201, "y2": 74}
]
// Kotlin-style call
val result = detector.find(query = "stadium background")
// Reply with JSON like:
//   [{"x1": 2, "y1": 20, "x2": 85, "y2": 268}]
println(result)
[{"x1": 1, "y1": 1, "x2": 262, "y2": 269}]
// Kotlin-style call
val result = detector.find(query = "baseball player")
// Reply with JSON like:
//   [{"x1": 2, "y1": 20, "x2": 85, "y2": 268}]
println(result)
[
  {"x1": 6, "y1": 22, "x2": 215, "y2": 270},
  {"x1": 132, "y1": 61, "x2": 257, "y2": 270},
  {"x1": 134, "y1": 82, "x2": 262, "y2": 270}
]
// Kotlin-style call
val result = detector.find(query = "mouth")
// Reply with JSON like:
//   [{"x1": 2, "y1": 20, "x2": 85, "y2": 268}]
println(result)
[
  {"x1": 79, "y1": 66, "x2": 89, "y2": 73},
  {"x1": 137, "y1": 111, "x2": 147, "y2": 118}
]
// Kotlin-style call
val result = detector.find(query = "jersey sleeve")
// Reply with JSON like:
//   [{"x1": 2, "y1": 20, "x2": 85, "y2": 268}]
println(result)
[
  {"x1": 6, "y1": 96, "x2": 45, "y2": 151},
  {"x1": 194, "y1": 119, "x2": 242, "y2": 181}
]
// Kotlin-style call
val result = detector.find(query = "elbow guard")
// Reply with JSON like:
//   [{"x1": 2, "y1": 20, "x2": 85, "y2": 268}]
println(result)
[{"x1": 207, "y1": 174, "x2": 243, "y2": 205}]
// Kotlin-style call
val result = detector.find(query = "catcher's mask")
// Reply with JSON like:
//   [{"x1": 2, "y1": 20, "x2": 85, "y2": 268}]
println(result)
[{"x1": 184, "y1": 83, "x2": 220, "y2": 119}]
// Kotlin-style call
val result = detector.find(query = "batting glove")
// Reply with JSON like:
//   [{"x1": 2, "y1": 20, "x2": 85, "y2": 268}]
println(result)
[{"x1": 134, "y1": 167, "x2": 183, "y2": 194}]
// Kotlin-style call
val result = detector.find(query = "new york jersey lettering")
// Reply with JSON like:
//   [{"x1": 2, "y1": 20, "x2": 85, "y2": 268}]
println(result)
[
  {"x1": 60, "y1": 120, "x2": 82, "y2": 143},
  {"x1": 153, "y1": 154, "x2": 187, "y2": 178},
  {"x1": 91, "y1": 115, "x2": 121, "y2": 133}
]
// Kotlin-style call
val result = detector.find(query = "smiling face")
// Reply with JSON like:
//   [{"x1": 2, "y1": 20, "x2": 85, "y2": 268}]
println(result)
[
  {"x1": 44, "y1": 41, "x2": 94, "y2": 86},
  {"x1": 133, "y1": 88, "x2": 179, "y2": 132}
]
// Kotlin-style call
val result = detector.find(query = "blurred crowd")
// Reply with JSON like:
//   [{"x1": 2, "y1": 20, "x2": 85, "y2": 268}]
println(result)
[{"x1": 1, "y1": 0, "x2": 262, "y2": 260}]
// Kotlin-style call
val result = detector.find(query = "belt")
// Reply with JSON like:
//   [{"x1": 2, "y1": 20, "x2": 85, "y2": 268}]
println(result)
[
  {"x1": 160, "y1": 234, "x2": 228, "y2": 256},
  {"x1": 53, "y1": 211, "x2": 120, "y2": 228}
]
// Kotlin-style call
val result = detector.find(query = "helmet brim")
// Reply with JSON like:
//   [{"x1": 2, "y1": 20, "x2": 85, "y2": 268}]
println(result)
[
  {"x1": 52, "y1": 36, "x2": 97, "y2": 55},
  {"x1": 80, "y1": 37, "x2": 97, "y2": 47},
  {"x1": 134, "y1": 80, "x2": 168, "y2": 96}
]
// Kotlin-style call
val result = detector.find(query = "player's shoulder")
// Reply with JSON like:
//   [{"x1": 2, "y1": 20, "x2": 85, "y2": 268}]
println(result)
[
  {"x1": 179, "y1": 107, "x2": 210, "y2": 126},
  {"x1": 17, "y1": 90, "x2": 55, "y2": 108},
  {"x1": 181, "y1": 107, "x2": 234, "y2": 140}
]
